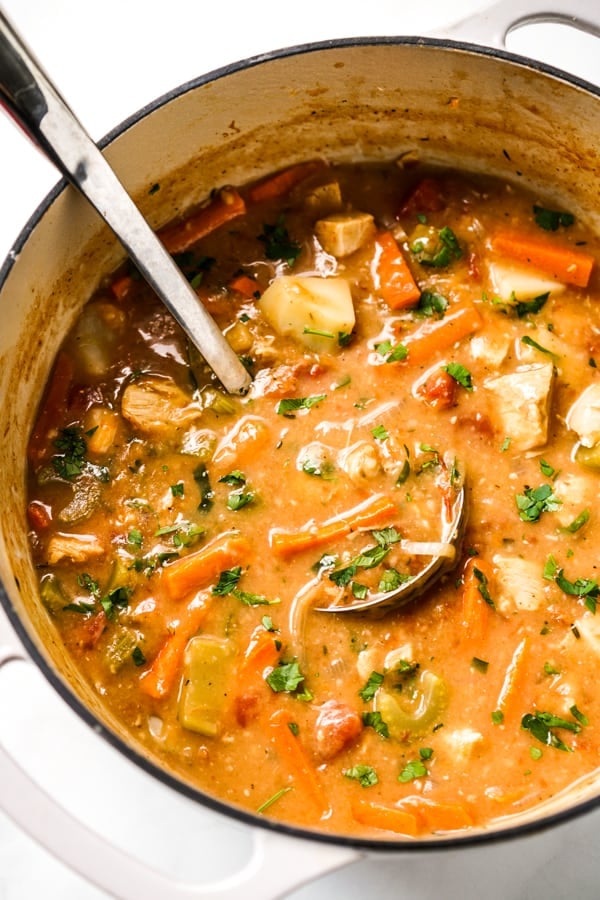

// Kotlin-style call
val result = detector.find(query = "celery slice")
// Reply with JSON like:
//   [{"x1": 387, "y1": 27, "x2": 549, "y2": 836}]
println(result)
[{"x1": 178, "y1": 636, "x2": 233, "y2": 737}]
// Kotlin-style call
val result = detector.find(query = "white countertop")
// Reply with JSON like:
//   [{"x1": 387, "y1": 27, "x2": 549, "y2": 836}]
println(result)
[{"x1": 1, "y1": 2, "x2": 600, "y2": 898}]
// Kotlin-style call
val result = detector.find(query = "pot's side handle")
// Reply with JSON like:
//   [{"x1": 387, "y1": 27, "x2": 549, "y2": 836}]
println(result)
[
  {"x1": 432, "y1": 0, "x2": 600, "y2": 48},
  {"x1": 0, "y1": 613, "x2": 360, "y2": 899}
]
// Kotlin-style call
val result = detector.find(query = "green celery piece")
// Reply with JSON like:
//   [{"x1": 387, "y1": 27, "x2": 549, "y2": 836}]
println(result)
[{"x1": 178, "y1": 636, "x2": 233, "y2": 736}]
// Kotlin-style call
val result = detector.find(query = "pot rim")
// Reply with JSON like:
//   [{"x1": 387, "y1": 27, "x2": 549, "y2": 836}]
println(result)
[{"x1": 3, "y1": 32, "x2": 600, "y2": 853}]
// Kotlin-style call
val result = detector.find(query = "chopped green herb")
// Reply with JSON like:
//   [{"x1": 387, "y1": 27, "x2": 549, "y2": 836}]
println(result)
[
  {"x1": 193, "y1": 463, "x2": 214, "y2": 512},
  {"x1": 398, "y1": 758, "x2": 428, "y2": 782},
  {"x1": 276, "y1": 395, "x2": 327, "y2": 416},
  {"x1": 516, "y1": 484, "x2": 561, "y2": 522},
  {"x1": 170, "y1": 482, "x2": 184, "y2": 498},
  {"x1": 530, "y1": 746, "x2": 543, "y2": 760},
  {"x1": 415, "y1": 290, "x2": 448, "y2": 318},
  {"x1": 533, "y1": 205, "x2": 575, "y2": 231},
  {"x1": 378, "y1": 568, "x2": 410, "y2": 593},
  {"x1": 344, "y1": 765, "x2": 378, "y2": 787},
  {"x1": 227, "y1": 489, "x2": 255, "y2": 511},
  {"x1": 419, "y1": 747, "x2": 434, "y2": 760},
  {"x1": 543, "y1": 662, "x2": 560, "y2": 676},
  {"x1": 371, "y1": 424, "x2": 389, "y2": 441},
  {"x1": 515, "y1": 292, "x2": 550, "y2": 318},
  {"x1": 212, "y1": 566, "x2": 243, "y2": 595},
  {"x1": 500, "y1": 437, "x2": 511, "y2": 452},
  {"x1": 443, "y1": 362, "x2": 473, "y2": 391},
  {"x1": 471, "y1": 657, "x2": 489, "y2": 673},
  {"x1": 52, "y1": 427, "x2": 88, "y2": 479},
  {"x1": 562, "y1": 509, "x2": 590, "y2": 534},
  {"x1": 288, "y1": 721, "x2": 300, "y2": 736},
  {"x1": 474, "y1": 566, "x2": 495, "y2": 607},
  {"x1": 362, "y1": 711, "x2": 389, "y2": 738},
  {"x1": 266, "y1": 660, "x2": 306, "y2": 694},
  {"x1": 256, "y1": 786, "x2": 293, "y2": 814},
  {"x1": 375, "y1": 340, "x2": 408, "y2": 363},
  {"x1": 128, "y1": 528, "x2": 143, "y2": 548},
  {"x1": 521, "y1": 335, "x2": 559, "y2": 360},
  {"x1": 218, "y1": 470, "x2": 246, "y2": 486},
  {"x1": 132, "y1": 646, "x2": 146, "y2": 666},
  {"x1": 303, "y1": 326, "x2": 335, "y2": 339},
  {"x1": 492, "y1": 710, "x2": 504, "y2": 725},
  {"x1": 570, "y1": 705, "x2": 589, "y2": 726},
  {"x1": 521, "y1": 710, "x2": 581, "y2": 751},
  {"x1": 359, "y1": 671, "x2": 384, "y2": 702},
  {"x1": 78, "y1": 572, "x2": 100, "y2": 598},
  {"x1": 539, "y1": 458, "x2": 557, "y2": 479},
  {"x1": 544, "y1": 554, "x2": 599, "y2": 613},
  {"x1": 258, "y1": 216, "x2": 301, "y2": 266}
]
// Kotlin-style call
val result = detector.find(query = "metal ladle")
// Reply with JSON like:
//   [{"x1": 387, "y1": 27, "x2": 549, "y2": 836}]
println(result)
[
  {"x1": 315, "y1": 479, "x2": 467, "y2": 615},
  {"x1": 0, "y1": 10, "x2": 251, "y2": 396}
]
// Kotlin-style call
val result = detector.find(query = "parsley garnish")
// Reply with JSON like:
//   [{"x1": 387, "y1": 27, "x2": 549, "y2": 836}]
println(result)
[
  {"x1": 213, "y1": 566, "x2": 243, "y2": 595},
  {"x1": 362, "y1": 711, "x2": 389, "y2": 738},
  {"x1": 544, "y1": 554, "x2": 599, "y2": 613},
  {"x1": 371, "y1": 424, "x2": 389, "y2": 441},
  {"x1": 443, "y1": 362, "x2": 473, "y2": 391},
  {"x1": 533, "y1": 206, "x2": 575, "y2": 231},
  {"x1": 170, "y1": 482, "x2": 184, "y2": 498},
  {"x1": 344, "y1": 765, "x2": 378, "y2": 787},
  {"x1": 516, "y1": 484, "x2": 561, "y2": 522},
  {"x1": 359, "y1": 671, "x2": 384, "y2": 702},
  {"x1": 219, "y1": 470, "x2": 246, "y2": 486},
  {"x1": 266, "y1": 660, "x2": 307, "y2": 694},
  {"x1": 259, "y1": 216, "x2": 301, "y2": 266},
  {"x1": 521, "y1": 711, "x2": 581, "y2": 751},
  {"x1": 411, "y1": 226, "x2": 462, "y2": 267},
  {"x1": 521, "y1": 335, "x2": 558, "y2": 360},
  {"x1": 415, "y1": 290, "x2": 448, "y2": 318},
  {"x1": 515, "y1": 292, "x2": 549, "y2": 318},
  {"x1": 375, "y1": 340, "x2": 408, "y2": 363},
  {"x1": 227, "y1": 489, "x2": 255, "y2": 511},
  {"x1": 52, "y1": 427, "x2": 88, "y2": 479},
  {"x1": 473, "y1": 566, "x2": 495, "y2": 607},
  {"x1": 276, "y1": 395, "x2": 326, "y2": 417},
  {"x1": 193, "y1": 463, "x2": 214, "y2": 512},
  {"x1": 398, "y1": 758, "x2": 428, "y2": 782}
]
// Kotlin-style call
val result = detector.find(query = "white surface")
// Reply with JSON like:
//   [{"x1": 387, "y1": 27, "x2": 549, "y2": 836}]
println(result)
[{"x1": 1, "y1": 2, "x2": 600, "y2": 898}]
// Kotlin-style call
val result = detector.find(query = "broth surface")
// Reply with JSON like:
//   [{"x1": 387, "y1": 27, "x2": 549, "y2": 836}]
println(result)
[{"x1": 26, "y1": 159, "x2": 600, "y2": 838}]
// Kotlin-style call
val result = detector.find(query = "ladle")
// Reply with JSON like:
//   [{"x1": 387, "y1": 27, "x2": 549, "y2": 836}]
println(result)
[
  {"x1": 315, "y1": 478, "x2": 467, "y2": 615},
  {"x1": 0, "y1": 11, "x2": 251, "y2": 395}
]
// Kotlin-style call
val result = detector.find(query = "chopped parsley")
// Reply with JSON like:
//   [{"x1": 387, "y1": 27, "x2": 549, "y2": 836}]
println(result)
[
  {"x1": 544, "y1": 554, "x2": 599, "y2": 613},
  {"x1": 515, "y1": 291, "x2": 550, "y2": 318},
  {"x1": 276, "y1": 395, "x2": 326, "y2": 417},
  {"x1": 415, "y1": 290, "x2": 448, "y2": 318},
  {"x1": 375, "y1": 339, "x2": 408, "y2": 363},
  {"x1": 266, "y1": 660, "x2": 308, "y2": 695},
  {"x1": 362, "y1": 710, "x2": 389, "y2": 738},
  {"x1": 521, "y1": 335, "x2": 558, "y2": 360},
  {"x1": 398, "y1": 758, "x2": 428, "y2": 782},
  {"x1": 132, "y1": 646, "x2": 146, "y2": 666},
  {"x1": 218, "y1": 470, "x2": 246, "y2": 486},
  {"x1": 521, "y1": 710, "x2": 582, "y2": 752},
  {"x1": 561, "y1": 508, "x2": 590, "y2": 534},
  {"x1": 344, "y1": 765, "x2": 378, "y2": 787},
  {"x1": 371, "y1": 424, "x2": 389, "y2": 442},
  {"x1": 516, "y1": 484, "x2": 561, "y2": 522},
  {"x1": 52, "y1": 427, "x2": 88, "y2": 479},
  {"x1": 227, "y1": 489, "x2": 255, "y2": 511},
  {"x1": 258, "y1": 216, "x2": 301, "y2": 266},
  {"x1": 411, "y1": 225, "x2": 462, "y2": 267},
  {"x1": 443, "y1": 362, "x2": 473, "y2": 391},
  {"x1": 474, "y1": 566, "x2": 495, "y2": 607},
  {"x1": 193, "y1": 463, "x2": 214, "y2": 512},
  {"x1": 533, "y1": 205, "x2": 575, "y2": 231},
  {"x1": 359, "y1": 671, "x2": 384, "y2": 702}
]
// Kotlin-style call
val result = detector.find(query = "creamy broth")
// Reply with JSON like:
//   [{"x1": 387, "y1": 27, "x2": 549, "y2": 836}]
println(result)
[{"x1": 26, "y1": 160, "x2": 600, "y2": 838}]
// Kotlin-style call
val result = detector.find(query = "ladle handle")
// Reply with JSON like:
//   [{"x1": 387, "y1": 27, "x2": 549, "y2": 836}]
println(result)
[{"x1": 0, "y1": 9, "x2": 251, "y2": 396}]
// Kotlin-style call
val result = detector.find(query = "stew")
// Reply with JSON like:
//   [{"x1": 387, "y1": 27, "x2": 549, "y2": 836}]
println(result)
[{"x1": 26, "y1": 157, "x2": 600, "y2": 839}]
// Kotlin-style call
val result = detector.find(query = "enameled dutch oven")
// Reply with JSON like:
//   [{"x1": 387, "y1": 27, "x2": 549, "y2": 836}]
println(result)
[{"x1": 1, "y1": 2, "x2": 600, "y2": 896}]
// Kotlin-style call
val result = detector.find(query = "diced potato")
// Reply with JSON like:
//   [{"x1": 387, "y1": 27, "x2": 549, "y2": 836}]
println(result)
[
  {"x1": 302, "y1": 181, "x2": 343, "y2": 215},
  {"x1": 315, "y1": 212, "x2": 375, "y2": 258},
  {"x1": 178, "y1": 636, "x2": 233, "y2": 737},
  {"x1": 470, "y1": 333, "x2": 511, "y2": 368},
  {"x1": 47, "y1": 533, "x2": 105, "y2": 565},
  {"x1": 487, "y1": 260, "x2": 565, "y2": 302},
  {"x1": 483, "y1": 362, "x2": 554, "y2": 451},
  {"x1": 566, "y1": 383, "x2": 600, "y2": 447},
  {"x1": 439, "y1": 728, "x2": 484, "y2": 765},
  {"x1": 121, "y1": 377, "x2": 201, "y2": 434},
  {"x1": 259, "y1": 275, "x2": 355, "y2": 354},
  {"x1": 492, "y1": 554, "x2": 546, "y2": 613}
]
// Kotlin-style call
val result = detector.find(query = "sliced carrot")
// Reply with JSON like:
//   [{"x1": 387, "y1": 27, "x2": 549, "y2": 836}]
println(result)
[
  {"x1": 159, "y1": 187, "x2": 246, "y2": 255},
  {"x1": 491, "y1": 229, "x2": 595, "y2": 288},
  {"x1": 350, "y1": 798, "x2": 419, "y2": 837},
  {"x1": 109, "y1": 273, "x2": 135, "y2": 301},
  {"x1": 139, "y1": 596, "x2": 210, "y2": 699},
  {"x1": 461, "y1": 557, "x2": 494, "y2": 651},
  {"x1": 246, "y1": 160, "x2": 326, "y2": 205},
  {"x1": 28, "y1": 351, "x2": 74, "y2": 465},
  {"x1": 496, "y1": 637, "x2": 530, "y2": 725},
  {"x1": 161, "y1": 532, "x2": 252, "y2": 601},
  {"x1": 404, "y1": 796, "x2": 474, "y2": 831},
  {"x1": 238, "y1": 625, "x2": 281, "y2": 682},
  {"x1": 400, "y1": 301, "x2": 483, "y2": 366},
  {"x1": 267, "y1": 709, "x2": 330, "y2": 818},
  {"x1": 376, "y1": 230, "x2": 421, "y2": 309},
  {"x1": 414, "y1": 367, "x2": 457, "y2": 410},
  {"x1": 228, "y1": 274, "x2": 260, "y2": 298},
  {"x1": 270, "y1": 494, "x2": 397, "y2": 558}
]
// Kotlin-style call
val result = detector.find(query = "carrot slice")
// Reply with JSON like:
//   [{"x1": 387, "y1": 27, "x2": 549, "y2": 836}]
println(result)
[
  {"x1": 109, "y1": 273, "x2": 135, "y2": 301},
  {"x1": 28, "y1": 351, "x2": 74, "y2": 464},
  {"x1": 161, "y1": 532, "x2": 252, "y2": 601},
  {"x1": 376, "y1": 230, "x2": 421, "y2": 309},
  {"x1": 400, "y1": 301, "x2": 483, "y2": 366},
  {"x1": 491, "y1": 229, "x2": 595, "y2": 288},
  {"x1": 268, "y1": 709, "x2": 330, "y2": 818},
  {"x1": 461, "y1": 557, "x2": 494, "y2": 651},
  {"x1": 246, "y1": 160, "x2": 326, "y2": 205},
  {"x1": 400, "y1": 177, "x2": 446, "y2": 216},
  {"x1": 228, "y1": 274, "x2": 260, "y2": 298},
  {"x1": 159, "y1": 187, "x2": 246, "y2": 254},
  {"x1": 139, "y1": 597, "x2": 210, "y2": 699},
  {"x1": 405, "y1": 797, "x2": 474, "y2": 831},
  {"x1": 350, "y1": 798, "x2": 419, "y2": 837},
  {"x1": 270, "y1": 494, "x2": 397, "y2": 558}
]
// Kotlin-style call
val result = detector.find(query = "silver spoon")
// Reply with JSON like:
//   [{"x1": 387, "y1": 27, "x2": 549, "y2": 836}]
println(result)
[
  {"x1": 315, "y1": 479, "x2": 467, "y2": 615},
  {"x1": 0, "y1": 11, "x2": 251, "y2": 396}
]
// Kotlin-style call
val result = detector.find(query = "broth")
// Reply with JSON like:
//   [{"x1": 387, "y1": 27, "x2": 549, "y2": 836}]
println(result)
[{"x1": 25, "y1": 159, "x2": 600, "y2": 838}]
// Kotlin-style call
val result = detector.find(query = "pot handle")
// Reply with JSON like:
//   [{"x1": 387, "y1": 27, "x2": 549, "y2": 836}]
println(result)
[
  {"x1": 0, "y1": 613, "x2": 360, "y2": 899},
  {"x1": 433, "y1": 0, "x2": 600, "y2": 49}
]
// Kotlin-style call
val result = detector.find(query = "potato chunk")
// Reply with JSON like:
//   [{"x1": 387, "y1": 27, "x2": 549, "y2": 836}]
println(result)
[
  {"x1": 315, "y1": 212, "x2": 375, "y2": 258},
  {"x1": 483, "y1": 362, "x2": 554, "y2": 451},
  {"x1": 487, "y1": 260, "x2": 565, "y2": 302},
  {"x1": 121, "y1": 377, "x2": 200, "y2": 434},
  {"x1": 259, "y1": 275, "x2": 355, "y2": 353}
]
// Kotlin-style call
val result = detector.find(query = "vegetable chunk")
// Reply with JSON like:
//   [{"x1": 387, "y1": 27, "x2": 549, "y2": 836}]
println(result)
[
  {"x1": 315, "y1": 212, "x2": 375, "y2": 258},
  {"x1": 259, "y1": 275, "x2": 355, "y2": 353},
  {"x1": 483, "y1": 362, "x2": 554, "y2": 451},
  {"x1": 178, "y1": 636, "x2": 233, "y2": 736}
]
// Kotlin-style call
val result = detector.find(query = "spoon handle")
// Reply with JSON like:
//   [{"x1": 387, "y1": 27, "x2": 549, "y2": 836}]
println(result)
[{"x1": 0, "y1": 11, "x2": 251, "y2": 395}]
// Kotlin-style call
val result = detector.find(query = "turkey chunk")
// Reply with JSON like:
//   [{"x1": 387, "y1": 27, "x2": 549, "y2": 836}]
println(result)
[
  {"x1": 483, "y1": 362, "x2": 554, "y2": 451},
  {"x1": 47, "y1": 533, "x2": 105, "y2": 565},
  {"x1": 315, "y1": 212, "x2": 375, "y2": 258},
  {"x1": 566, "y1": 383, "x2": 600, "y2": 447},
  {"x1": 121, "y1": 377, "x2": 201, "y2": 434},
  {"x1": 492, "y1": 554, "x2": 546, "y2": 613}
]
